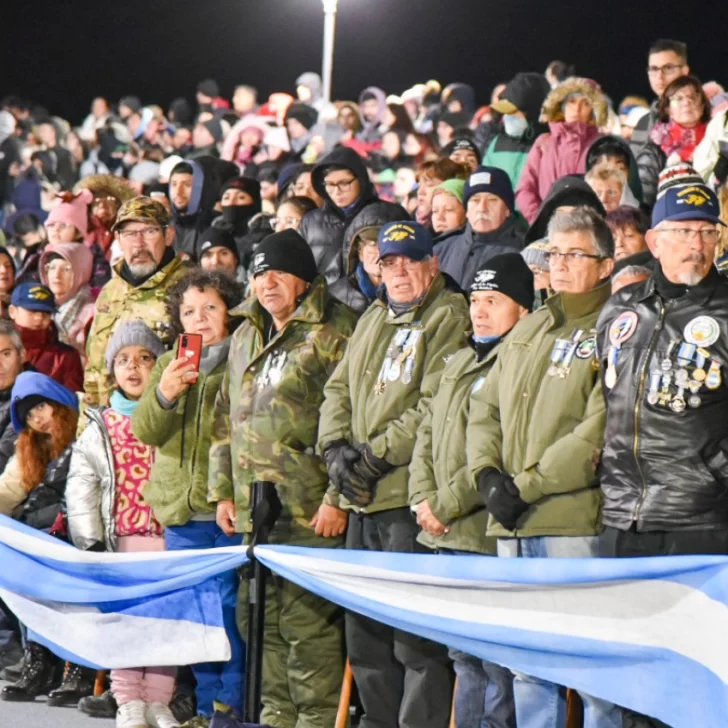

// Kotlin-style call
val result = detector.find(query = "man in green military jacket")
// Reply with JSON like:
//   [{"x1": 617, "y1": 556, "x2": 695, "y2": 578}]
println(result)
[
  {"x1": 84, "y1": 197, "x2": 188, "y2": 405},
  {"x1": 466, "y1": 206, "x2": 620, "y2": 728},
  {"x1": 409, "y1": 253, "x2": 534, "y2": 728},
  {"x1": 208, "y1": 229, "x2": 357, "y2": 728},
  {"x1": 318, "y1": 220, "x2": 471, "y2": 728}
]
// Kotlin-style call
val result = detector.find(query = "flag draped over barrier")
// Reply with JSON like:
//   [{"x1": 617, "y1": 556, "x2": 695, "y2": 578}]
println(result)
[{"x1": 2, "y1": 514, "x2": 728, "y2": 727}]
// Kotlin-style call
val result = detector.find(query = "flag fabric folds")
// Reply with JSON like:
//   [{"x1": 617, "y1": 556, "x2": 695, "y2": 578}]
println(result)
[{"x1": 2, "y1": 514, "x2": 728, "y2": 726}]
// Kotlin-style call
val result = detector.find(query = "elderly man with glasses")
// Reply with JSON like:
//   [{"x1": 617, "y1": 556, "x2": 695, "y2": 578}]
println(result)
[
  {"x1": 84, "y1": 197, "x2": 189, "y2": 406},
  {"x1": 319, "y1": 220, "x2": 470, "y2": 728},
  {"x1": 467, "y1": 206, "x2": 619, "y2": 728}
]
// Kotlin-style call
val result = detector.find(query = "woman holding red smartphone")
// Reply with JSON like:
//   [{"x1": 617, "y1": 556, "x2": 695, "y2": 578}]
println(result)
[{"x1": 131, "y1": 270, "x2": 246, "y2": 726}]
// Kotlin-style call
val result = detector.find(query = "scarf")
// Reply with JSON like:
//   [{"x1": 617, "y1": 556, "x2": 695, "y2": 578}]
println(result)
[
  {"x1": 649, "y1": 119, "x2": 707, "y2": 162},
  {"x1": 355, "y1": 263, "x2": 379, "y2": 302},
  {"x1": 54, "y1": 286, "x2": 93, "y2": 343},
  {"x1": 110, "y1": 389, "x2": 140, "y2": 417}
]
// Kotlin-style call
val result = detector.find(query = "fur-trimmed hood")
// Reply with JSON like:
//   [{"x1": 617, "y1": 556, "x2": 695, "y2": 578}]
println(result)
[
  {"x1": 74, "y1": 174, "x2": 136, "y2": 204},
  {"x1": 540, "y1": 77, "x2": 609, "y2": 127}
]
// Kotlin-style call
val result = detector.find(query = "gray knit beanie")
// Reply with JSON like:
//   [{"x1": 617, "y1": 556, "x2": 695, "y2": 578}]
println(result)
[{"x1": 105, "y1": 320, "x2": 166, "y2": 373}]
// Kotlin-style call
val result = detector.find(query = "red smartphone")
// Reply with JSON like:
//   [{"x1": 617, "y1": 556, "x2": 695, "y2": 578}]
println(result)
[{"x1": 176, "y1": 333, "x2": 203, "y2": 372}]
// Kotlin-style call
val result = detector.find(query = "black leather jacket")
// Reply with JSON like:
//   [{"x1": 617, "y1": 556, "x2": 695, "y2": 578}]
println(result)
[{"x1": 596, "y1": 268, "x2": 728, "y2": 532}]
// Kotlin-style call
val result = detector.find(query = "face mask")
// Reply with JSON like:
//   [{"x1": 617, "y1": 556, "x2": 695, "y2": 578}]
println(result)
[
  {"x1": 503, "y1": 114, "x2": 529, "y2": 138},
  {"x1": 222, "y1": 204, "x2": 256, "y2": 229}
]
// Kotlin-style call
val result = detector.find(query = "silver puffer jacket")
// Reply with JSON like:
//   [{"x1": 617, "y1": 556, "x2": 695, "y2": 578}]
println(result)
[{"x1": 66, "y1": 407, "x2": 116, "y2": 551}]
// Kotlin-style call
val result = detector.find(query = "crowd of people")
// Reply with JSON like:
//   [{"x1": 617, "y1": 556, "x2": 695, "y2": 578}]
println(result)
[{"x1": 0, "y1": 35, "x2": 725, "y2": 728}]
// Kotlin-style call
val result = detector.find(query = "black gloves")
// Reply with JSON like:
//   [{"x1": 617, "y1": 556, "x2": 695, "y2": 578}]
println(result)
[
  {"x1": 323, "y1": 441, "x2": 374, "y2": 507},
  {"x1": 352, "y1": 443, "x2": 394, "y2": 482},
  {"x1": 477, "y1": 467, "x2": 529, "y2": 531}
]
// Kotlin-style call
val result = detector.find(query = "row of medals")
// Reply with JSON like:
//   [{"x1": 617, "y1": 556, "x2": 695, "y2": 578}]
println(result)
[
  {"x1": 257, "y1": 350, "x2": 287, "y2": 390},
  {"x1": 374, "y1": 328, "x2": 423, "y2": 394},
  {"x1": 547, "y1": 328, "x2": 591, "y2": 378},
  {"x1": 645, "y1": 341, "x2": 721, "y2": 412}
]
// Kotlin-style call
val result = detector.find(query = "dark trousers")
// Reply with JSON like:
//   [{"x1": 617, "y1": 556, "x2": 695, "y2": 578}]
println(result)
[{"x1": 345, "y1": 507, "x2": 454, "y2": 728}]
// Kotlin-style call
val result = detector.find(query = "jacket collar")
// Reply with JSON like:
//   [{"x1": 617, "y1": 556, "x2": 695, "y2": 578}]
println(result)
[
  {"x1": 113, "y1": 251, "x2": 185, "y2": 290},
  {"x1": 546, "y1": 280, "x2": 611, "y2": 325},
  {"x1": 465, "y1": 216, "x2": 520, "y2": 247},
  {"x1": 637, "y1": 265, "x2": 722, "y2": 307},
  {"x1": 375, "y1": 273, "x2": 451, "y2": 324}
]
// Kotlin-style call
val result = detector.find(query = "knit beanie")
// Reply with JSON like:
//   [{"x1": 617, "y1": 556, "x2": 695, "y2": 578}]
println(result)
[
  {"x1": 441, "y1": 137, "x2": 481, "y2": 159},
  {"x1": 45, "y1": 189, "x2": 94, "y2": 237},
  {"x1": 432, "y1": 178, "x2": 466, "y2": 205},
  {"x1": 197, "y1": 227, "x2": 240, "y2": 263},
  {"x1": 285, "y1": 102, "x2": 319, "y2": 131},
  {"x1": 105, "y1": 320, "x2": 166, "y2": 374},
  {"x1": 201, "y1": 118, "x2": 223, "y2": 144},
  {"x1": 463, "y1": 166, "x2": 515, "y2": 211},
  {"x1": 470, "y1": 253, "x2": 535, "y2": 311},
  {"x1": 197, "y1": 79, "x2": 220, "y2": 99},
  {"x1": 221, "y1": 176, "x2": 262, "y2": 212},
  {"x1": 250, "y1": 230, "x2": 318, "y2": 283},
  {"x1": 521, "y1": 239, "x2": 550, "y2": 272},
  {"x1": 656, "y1": 163, "x2": 704, "y2": 199}
]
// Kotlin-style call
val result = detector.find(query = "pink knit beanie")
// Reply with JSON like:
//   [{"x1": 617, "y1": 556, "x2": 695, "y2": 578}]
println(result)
[{"x1": 45, "y1": 189, "x2": 94, "y2": 237}]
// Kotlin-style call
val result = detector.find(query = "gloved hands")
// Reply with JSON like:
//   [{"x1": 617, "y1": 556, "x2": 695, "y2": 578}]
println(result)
[
  {"x1": 323, "y1": 440, "x2": 374, "y2": 507},
  {"x1": 352, "y1": 443, "x2": 394, "y2": 483},
  {"x1": 477, "y1": 467, "x2": 529, "y2": 531}
]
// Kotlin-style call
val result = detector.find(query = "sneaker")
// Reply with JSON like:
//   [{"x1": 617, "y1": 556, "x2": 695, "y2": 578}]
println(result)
[
  {"x1": 79, "y1": 689, "x2": 118, "y2": 718},
  {"x1": 116, "y1": 698, "x2": 148, "y2": 728},
  {"x1": 180, "y1": 716, "x2": 211, "y2": 728},
  {"x1": 146, "y1": 702, "x2": 180, "y2": 728}
]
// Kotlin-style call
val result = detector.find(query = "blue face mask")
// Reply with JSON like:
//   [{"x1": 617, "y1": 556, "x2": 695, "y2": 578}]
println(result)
[{"x1": 503, "y1": 114, "x2": 529, "y2": 138}]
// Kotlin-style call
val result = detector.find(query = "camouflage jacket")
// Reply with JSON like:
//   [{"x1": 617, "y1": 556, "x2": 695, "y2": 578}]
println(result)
[
  {"x1": 318, "y1": 274, "x2": 471, "y2": 514},
  {"x1": 84, "y1": 255, "x2": 188, "y2": 406},
  {"x1": 208, "y1": 276, "x2": 358, "y2": 545}
]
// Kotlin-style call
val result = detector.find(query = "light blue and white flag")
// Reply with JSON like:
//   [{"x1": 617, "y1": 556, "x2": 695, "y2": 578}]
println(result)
[
  {"x1": 256, "y1": 545, "x2": 728, "y2": 728},
  {"x1": 0, "y1": 516, "x2": 248, "y2": 669}
]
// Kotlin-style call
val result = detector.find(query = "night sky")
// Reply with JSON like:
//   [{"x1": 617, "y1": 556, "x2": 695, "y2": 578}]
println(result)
[{"x1": 2, "y1": 0, "x2": 727, "y2": 123}]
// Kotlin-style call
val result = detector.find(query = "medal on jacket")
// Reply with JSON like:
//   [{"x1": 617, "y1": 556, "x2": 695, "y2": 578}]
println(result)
[
  {"x1": 606, "y1": 312, "x2": 638, "y2": 389},
  {"x1": 693, "y1": 348, "x2": 709, "y2": 383},
  {"x1": 646, "y1": 370, "x2": 661, "y2": 405},
  {"x1": 268, "y1": 351, "x2": 287, "y2": 385},
  {"x1": 684, "y1": 315, "x2": 720, "y2": 348},
  {"x1": 401, "y1": 330, "x2": 423, "y2": 384},
  {"x1": 706, "y1": 359, "x2": 723, "y2": 390},
  {"x1": 661, "y1": 340, "x2": 678, "y2": 372},
  {"x1": 658, "y1": 372, "x2": 673, "y2": 406},
  {"x1": 548, "y1": 339, "x2": 568, "y2": 376},
  {"x1": 670, "y1": 385, "x2": 687, "y2": 413},
  {"x1": 557, "y1": 329, "x2": 584, "y2": 378},
  {"x1": 675, "y1": 342, "x2": 696, "y2": 385},
  {"x1": 257, "y1": 353, "x2": 273, "y2": 390}
]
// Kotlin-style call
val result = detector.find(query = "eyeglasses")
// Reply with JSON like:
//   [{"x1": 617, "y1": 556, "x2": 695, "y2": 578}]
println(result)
[
  {"x1": 44, "y1": 263, "x2": 73, "y2": 274},
  {"x1": 113, "y1": 353, "x2": 157, "y2": 369},
  {"x1": 379, "y1": 256, "x2": 428, "y2": 270},
  {"x1": 647, "y1": 63, "x2": 685, "y2": 77},
  {"x1": 655, "y1": 227, "x2": 721, "y2": 243},
  {"x1": 271, "y1": 216, "x2": 301, "y2": 229},
  {"x1": 544, "y1": 251, "x2": 605, "y2": 263},
  {"x1": 324, "y1": 178, "x2": 357, "y2": 193},
  {"x1": 119, "y1": 226, "x2": 164, "y2": 242},
  {"x1": 92, "y1": 195, "x2": 118, "y2": 205},
  {"x1": 668, "y1": 93, "x2": 702, "y2": 107}
]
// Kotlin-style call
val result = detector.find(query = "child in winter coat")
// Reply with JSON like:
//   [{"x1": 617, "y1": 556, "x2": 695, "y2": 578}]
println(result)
[
  {"x1": 66, "y1": 320, "x2": 179, "y2": 728},
  {"x1": 0, "y1": 372, "x2": 97, "y2": 706}
]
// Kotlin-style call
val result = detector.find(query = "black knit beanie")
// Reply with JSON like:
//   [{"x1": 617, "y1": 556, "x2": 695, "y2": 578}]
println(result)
[{"x1": 251, "y1": 230, "x2": 318, "y2": 283}]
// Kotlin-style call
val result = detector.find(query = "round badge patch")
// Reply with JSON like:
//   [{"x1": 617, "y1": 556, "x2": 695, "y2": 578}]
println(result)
[
  {"x1": 609, "y1": 312, "x2": 639, "y2": 346},
  {"x1": 683, "y1": 316, "x2": 720, "y2": 348},
  {"x1": 575, "y1": 337, "x2": 597, "y2": 359}
]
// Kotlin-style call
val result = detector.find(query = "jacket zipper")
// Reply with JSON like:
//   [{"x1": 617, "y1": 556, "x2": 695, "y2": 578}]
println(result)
[
  {"x1": 188, "y1": 379, "x2": 207, "y2": 511},
  {"x1": 631, "y1": 301, "x2": 666, "y2": 523}
]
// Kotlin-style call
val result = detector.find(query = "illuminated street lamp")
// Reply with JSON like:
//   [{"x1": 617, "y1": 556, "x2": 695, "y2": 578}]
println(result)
[{"x1": 321, "y1": 0, "x2": 338, "y2": 104}]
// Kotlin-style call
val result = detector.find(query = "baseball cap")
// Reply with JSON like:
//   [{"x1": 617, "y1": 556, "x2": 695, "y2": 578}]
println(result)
[
  {"x1": 11, "y1": 283, "x2": 56, "y2": 313},
  {"x1": 651, "y1": 183, "x2": 726, "y2": 228},
  {"x1": 112, "y1": 196, "x2": 170, "y2": 232},
  {"x1": 377, "y1": 221, "x2": 433, "y2": 262}
]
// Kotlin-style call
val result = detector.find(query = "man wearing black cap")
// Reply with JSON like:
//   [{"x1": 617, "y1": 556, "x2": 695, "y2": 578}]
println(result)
[
  {"x1": 190, "y1": 119, "x2": 223, "y2": 159},
  {"x1": 410, "y1": 253, "x2": 534, "y2": 728},
  {"x1": 467, "y1": 207, "x2": 617, "y2": 728},
  {"x1": 285, "y1": 102, "x2": 320, "y2": 161},
  {"x1": 441, "y1": 137, "x2": 481, "y2": 173},
  {"x1": 209, "y1": 229, "x2": 358, "y2": 728},
  {"x1": 436, "y1": 166, "x2": 526, "y2": 290},
  {"x1": 319, "y1": 220, "x2": 471, "y2": 728},
  {"x1": 196, "y1": 227, "x2": 240, "y2": 277},
  {"x1": 197, "y1": 79, "x2": 221, "y2": 114},
  {"x1": 212, "y1": 176, "x2": 262, "y2": 273}
]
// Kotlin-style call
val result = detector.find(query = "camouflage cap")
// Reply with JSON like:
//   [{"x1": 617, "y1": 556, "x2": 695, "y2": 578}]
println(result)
[{"x1": 112, "y1": 196, "x2": 170, "y2": 232}]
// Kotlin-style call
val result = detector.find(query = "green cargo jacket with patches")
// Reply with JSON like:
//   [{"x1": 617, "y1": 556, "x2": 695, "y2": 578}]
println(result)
[{"x1": 208, "y1": 276, "x2": 358, "y2": 545}]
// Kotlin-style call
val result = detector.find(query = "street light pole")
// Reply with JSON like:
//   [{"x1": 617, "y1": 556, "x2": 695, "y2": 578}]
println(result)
[{"x1": 321, "y1": 0, "x2": 339, "y2": 105}]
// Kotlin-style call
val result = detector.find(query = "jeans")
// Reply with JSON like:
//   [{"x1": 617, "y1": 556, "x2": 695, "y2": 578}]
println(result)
[
  {"x1": 165, "y1": 520, "x2": 245, "y2": 718},
  {"x1": 497, "y1": 536, "x2": 623, "y2": 728}
]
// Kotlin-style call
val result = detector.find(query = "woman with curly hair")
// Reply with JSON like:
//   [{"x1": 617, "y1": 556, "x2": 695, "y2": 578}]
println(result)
[{"x1": 131, "y1": 270, "x2": 245, "y2": 728}]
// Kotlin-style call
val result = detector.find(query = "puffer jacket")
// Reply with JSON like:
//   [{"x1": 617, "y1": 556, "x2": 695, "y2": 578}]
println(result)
[
  {"x1": 596, "y1": 267, "x2": 728, "y2": 532},
  {"x1": 66, "y1": 406, "x2": 116, "y2": 551},
  {"x1": 0, "y1": 387, "x2": 16, "y2": 475},
  {"x1": 636, "y1": 141, "x2": 667, "y2": 210},
  {"x1": 298, "y1": 147, "x2": 380, "y2": 285},
  {"x1": 329, "y1": 201, "x2": 408, "y2": 313}
]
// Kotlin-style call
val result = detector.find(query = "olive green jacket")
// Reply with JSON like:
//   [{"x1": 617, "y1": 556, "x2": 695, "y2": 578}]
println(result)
[
  {"x1": 131, "y1": 346, "x2": 227, "y2": 527},
  {"x1": 467, "y1": 282, "x2": 610, "y2": 537},
  {"x1": 409, "y1": 342, "x2": 498, "y2": 554},
  {"x1": 84, "y1": 255, "x2": 188, "y2": 406},
  {"x1": 208, "y1": 276, "x2": 358, "y2": 545},
  {"x1": 318, "y1": 274, "x2": 471, "y2": 514}
]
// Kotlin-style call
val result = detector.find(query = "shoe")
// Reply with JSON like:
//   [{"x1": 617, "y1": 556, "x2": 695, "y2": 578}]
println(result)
[
  {"x1": 169, "y1": 683, "x2": 196, "y2": 724},
  {"x1": 79, "y1": 688, "x2": 118, "y2": 718},
  {"x1": 1, "y1": 655, "x2": 24, "y2": 682},
  {"x1": 1, "y1": 641, "x2": 57, "y2": 701},
  {"x1": 116, "y1": 698, "x2": 148, "y2": 728},
  {"x1": 180, "y1": 716, "x2": 211, "y2": 728},
  {"x1": 146, "y1": 701, "x2": 181, "y2": 728},
  {"x1": 47, "y1": 661, "x2": 96, "y2": 706}
]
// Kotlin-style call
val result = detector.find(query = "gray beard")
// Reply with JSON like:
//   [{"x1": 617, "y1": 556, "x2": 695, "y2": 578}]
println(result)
[
  {"x1": 676, "y1": 268, "x2": 706, "y2": 286},
  {"x1": 128, "y1": 261, "x2": 157, "y2": 278}
]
